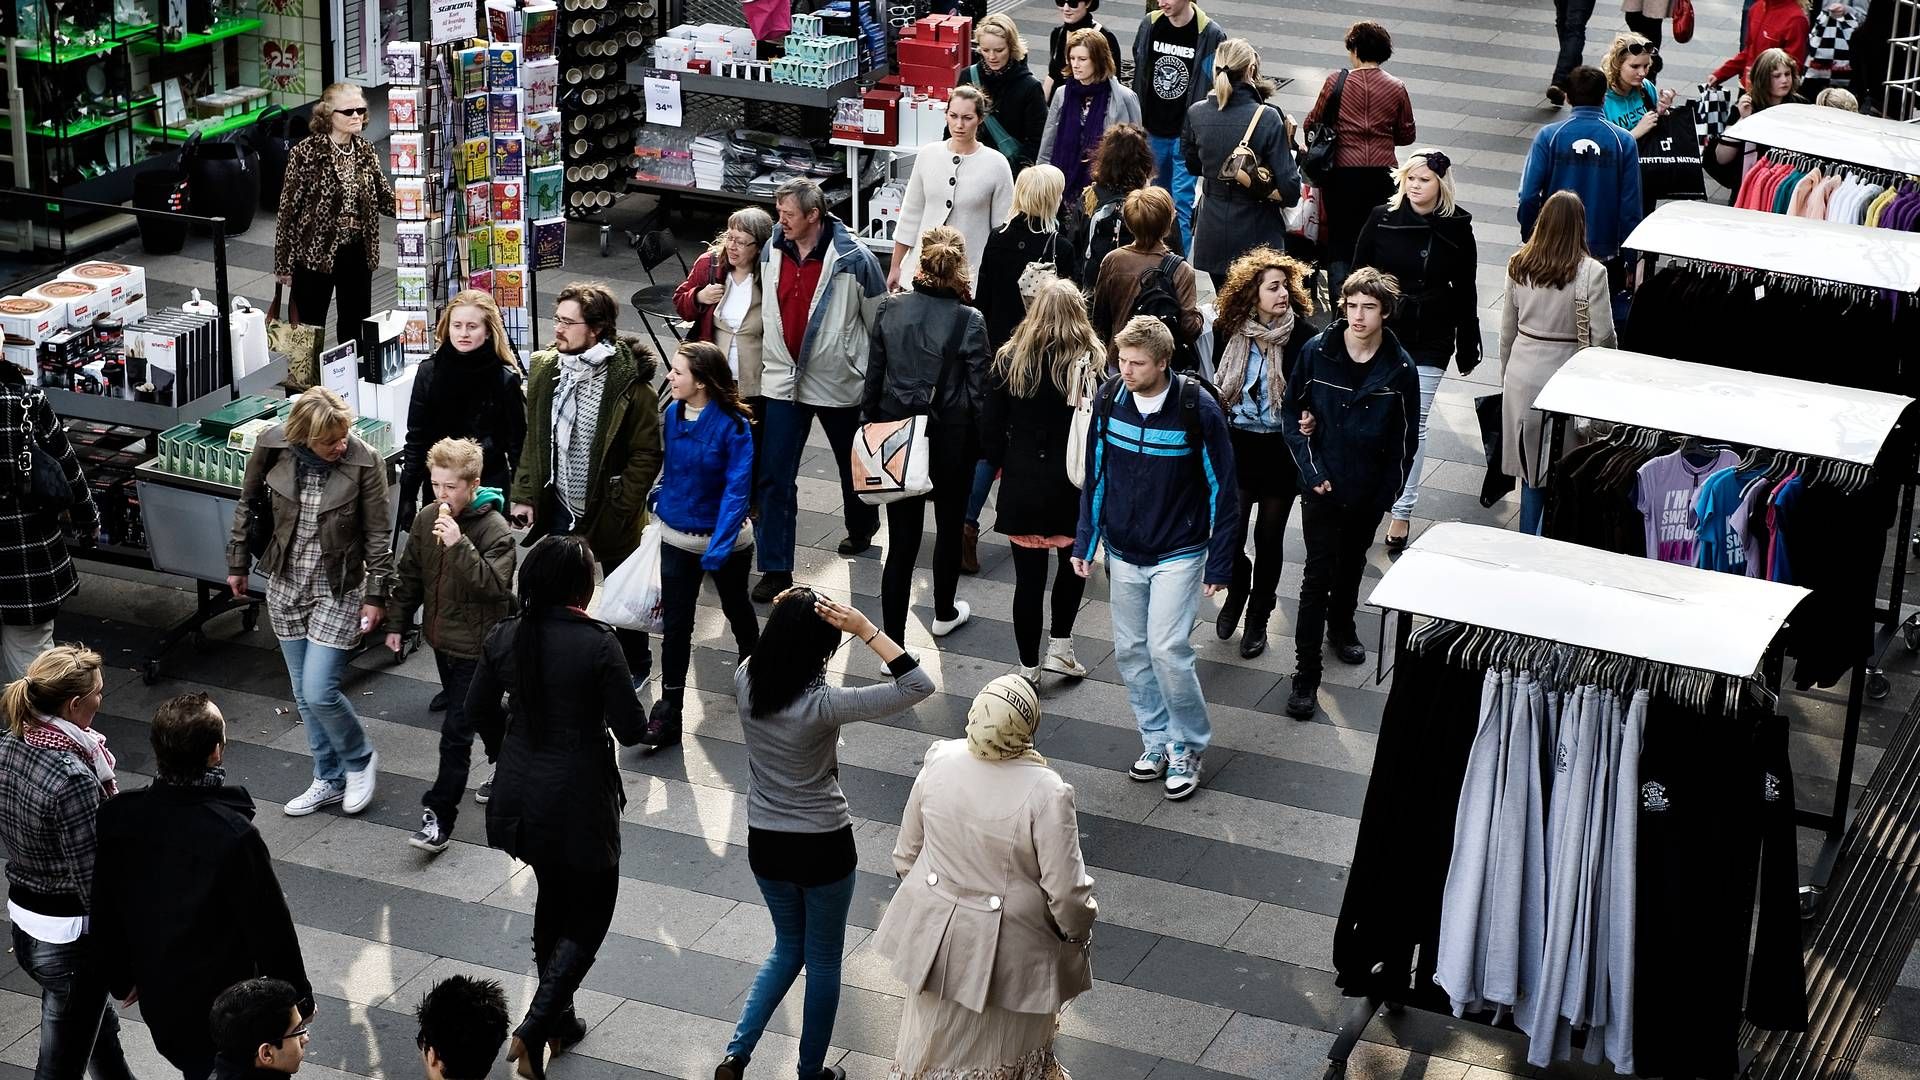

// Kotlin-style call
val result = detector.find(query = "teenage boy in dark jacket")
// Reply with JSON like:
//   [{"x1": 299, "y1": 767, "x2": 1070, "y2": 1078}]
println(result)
[
  {"x1": 1280, "y1": 268, "x2": 1420, "y2": 720},
  {"x1": 1075, "y1": 314, "x2": 1238, "y2": 801},
  {"x1": 91, "y1": 694, "x2": 311, "y2": 1080},
  {"x1": 384, "y1": 437, "x2": 519, "y2": 854}
]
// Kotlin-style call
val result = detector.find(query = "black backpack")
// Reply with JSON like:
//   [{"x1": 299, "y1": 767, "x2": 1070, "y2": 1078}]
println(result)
[
  {"x1": 1089, "y1": 372, "x2": 1228, "y2": 494},
  {"x1": 1078, "y1": 195, "x2": 1133, "y2": 290},
  {"x1": 1129, "y1": 253, "x2": 1199, "y2": 372}
]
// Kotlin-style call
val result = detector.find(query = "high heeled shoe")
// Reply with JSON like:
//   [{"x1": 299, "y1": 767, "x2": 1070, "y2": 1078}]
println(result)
[{"x1": 507, "y1": 1035, "x2": 547, "y2": 1080}]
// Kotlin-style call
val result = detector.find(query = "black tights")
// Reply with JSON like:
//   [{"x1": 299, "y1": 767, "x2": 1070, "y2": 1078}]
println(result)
[
  {"x1": 1623, "y1": 11, "x2": 1665, "y2": 78},
  {"x1": 1236, "y1": 492, "x2": 1297, "y2": 608},
  {"x1": 879, "y1": 428, "x2": 976, "y2": 642},
  {"x1": 1010, "y1": 546, "x2": 1085, "y2": 667}
]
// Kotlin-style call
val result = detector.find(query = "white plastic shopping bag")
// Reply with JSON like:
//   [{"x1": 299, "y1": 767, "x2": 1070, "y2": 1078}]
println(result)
[{"x1": 596, "y1": 522, "x2": 665, "y2": 633}]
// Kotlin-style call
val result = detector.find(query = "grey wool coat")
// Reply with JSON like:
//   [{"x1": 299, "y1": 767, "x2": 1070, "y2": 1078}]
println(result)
[{"x1": 1181, "y1": 83, "x2": 1302, "y2": 280}]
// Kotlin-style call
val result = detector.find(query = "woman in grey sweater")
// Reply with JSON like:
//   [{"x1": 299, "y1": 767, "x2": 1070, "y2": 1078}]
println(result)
[{"x1": 715, "y1": 587, "x2": 936, "y2": 1080}]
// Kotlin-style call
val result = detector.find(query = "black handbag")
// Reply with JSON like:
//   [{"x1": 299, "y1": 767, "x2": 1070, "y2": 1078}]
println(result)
[
  {"x1": 1475, "y1": 393, "x2": 1515, "y2": 508},
  {"x1": 245, "y1": 447, "x2": 281, "y2": 559},
  {"x1": 1298, "y1": 69, "x2": 1347, "y2": 185},
  {"x1": 6, "y1": 388, "x2": 72, "y2": 514},
  {"x1": 1636, "y1": 89, "x2": 1706, "y2": 203}
]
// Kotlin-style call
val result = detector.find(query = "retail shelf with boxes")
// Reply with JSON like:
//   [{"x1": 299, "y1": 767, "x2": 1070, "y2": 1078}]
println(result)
[
  {"x1": 624, "y1": 7, "x2": 890, "y2": 214},
  {"x1": 826, "y1": 12, "x2": 970, "y2": 251}
]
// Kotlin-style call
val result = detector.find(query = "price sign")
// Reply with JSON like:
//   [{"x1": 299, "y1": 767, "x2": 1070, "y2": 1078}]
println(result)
[
  {"x1": 319, "y1": 342, "x2": 360, "y2": 414},
  {"x1": 643, "y1": 69, "x2": 683, "y2": 128},
  {"x1": 430, "y1": 0, "x2": 477, "y2": 44}
]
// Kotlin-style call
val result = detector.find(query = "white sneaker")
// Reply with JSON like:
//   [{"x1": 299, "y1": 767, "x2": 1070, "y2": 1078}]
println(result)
[
  {"x1": 930, "y1": 600, "x2": 971, "y2": 637},
  {"x1": 1129, "y1": 746, "x2": 1168, "y2": 781},
  {"x1": 284, "y1": 778, "x2": 345, "y2": 816},
  {"x1": 1016, "y1": 663, "x2": 1042, "y2": 683},
  {"x1": 1164, "y1": 744, "x2": 1203, "y2": 801},
  {"x1": 343, "y1": 749, "x2": 380, "y2": 814},
  {"x1": 1043, "y1": 637, "x2": 1089, "y2": 678}
]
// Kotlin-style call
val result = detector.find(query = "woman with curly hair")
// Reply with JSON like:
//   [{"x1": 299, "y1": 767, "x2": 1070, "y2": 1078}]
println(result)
[
  {"x1": 1071, "y1": 122, "x2": 1157, "y2": 286},
  {"x1": 1208, "y1": 247, "x2": 1314, "y2": 658}
]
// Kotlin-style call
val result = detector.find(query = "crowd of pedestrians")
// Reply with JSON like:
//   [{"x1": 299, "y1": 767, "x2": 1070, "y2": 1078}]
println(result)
[{"x1": 0, "y1": 4, "x2": 1858, "y2": 1080}]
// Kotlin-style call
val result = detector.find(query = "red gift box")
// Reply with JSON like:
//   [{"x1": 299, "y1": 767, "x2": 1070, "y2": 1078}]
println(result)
[
  {"x1": 861, "y1": 87, "x2": 900, "y2": 145},
  {"x1": 931, "y1": 14, "x2": 972, "y2": 43},
  {"x1": 897, "y1": 37, "x2": 962, "y2": 67},
  {"x1": 899, "y1": 64, "x2": 958, "y2": 91}
]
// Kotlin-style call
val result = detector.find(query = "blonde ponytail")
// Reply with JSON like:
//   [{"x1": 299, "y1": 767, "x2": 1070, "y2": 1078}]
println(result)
[
  {"x1": 4, "y1": 644, "x2": 103, "y2": 737},
  {"x1": 1211, "y1": 39, "x2": 1262, "y2": 109}
]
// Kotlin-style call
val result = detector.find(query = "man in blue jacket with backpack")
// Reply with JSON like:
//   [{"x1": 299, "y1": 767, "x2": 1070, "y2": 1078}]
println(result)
[{"x1": 1075, "y1": 314, "x2": 1238, "y2": 801}]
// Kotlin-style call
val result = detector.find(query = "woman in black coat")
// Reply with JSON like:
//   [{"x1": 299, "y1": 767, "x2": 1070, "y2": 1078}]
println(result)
[
  {"x1": 468, "y1": 535, "x2": 646, "y2": 1080},
  {"x1": 398, "y1": 290, "x2": 527, "y2": 516},
  {"x1": 1181, "y1": 40, "x2": 1301, "y2": 284},
  {"x1": 963, "y1": 14, "x2": 1048, "y2": 172},
  {"x1": 976, "y1": 164, "x2": 1083, "y2": 351},
  {"x1": 980, "y1": 278, "x2": 1100, "y2": 682},
  {"x1": 1351, "y1": 148, "x2": 1479, "y2": 551}
]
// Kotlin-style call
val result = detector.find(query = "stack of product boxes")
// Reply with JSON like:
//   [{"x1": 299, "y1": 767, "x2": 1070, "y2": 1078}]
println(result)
[
  {"x1": 774, "y1": 13, "x2": 859, "y2": 88},
  {"x1": 0, "y1": 261, "x2": 150, "y2": 389},
  {"x1": 156, "y1": 396, "x2": 393, "y2": 486},
  {"x1": 854, "y1": 14, "x2": 969, "y2": 147},
  {"x1": 649, "y1": 23, "x2": 758, "y2": 74}
]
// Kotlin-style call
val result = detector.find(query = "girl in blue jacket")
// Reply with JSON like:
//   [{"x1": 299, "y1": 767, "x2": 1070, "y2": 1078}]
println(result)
[{"x1": 650, "y1": 341, "x2": 760, "y2": 746}]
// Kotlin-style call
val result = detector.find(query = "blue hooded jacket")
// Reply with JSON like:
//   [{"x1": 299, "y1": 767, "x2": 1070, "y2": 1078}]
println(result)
[
  {"x1": 1074, "y1": 371, "x2": 1239, "y2": 585},
  {"x1": 653, "y1": 401, "x2": 755, "y2": 570}
]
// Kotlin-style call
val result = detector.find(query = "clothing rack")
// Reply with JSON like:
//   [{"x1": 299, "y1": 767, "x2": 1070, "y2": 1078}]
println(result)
[
  {"x1": 1725, "y1": 103, "x2": 1920, "y2": 179},
  {"x1": 1325, "y1": 521, "x2": 1810, "y2": 1076},
  {"x1": 1534, "y1": 347, "x2": 1919, "y2": 910},
  {"x1": 1623, "y1": 201, "x2": 1920, "y2": 292}
]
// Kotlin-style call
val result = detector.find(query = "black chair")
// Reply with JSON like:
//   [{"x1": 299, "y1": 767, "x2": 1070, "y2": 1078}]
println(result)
[{"x1": 629, "y1": 227, "x2": 691, "y2": 360}]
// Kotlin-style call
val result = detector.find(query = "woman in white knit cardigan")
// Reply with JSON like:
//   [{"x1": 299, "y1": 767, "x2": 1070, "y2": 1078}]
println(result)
[{"x1": 887, "y1": 84, "x2": 1015, "y2": 292}]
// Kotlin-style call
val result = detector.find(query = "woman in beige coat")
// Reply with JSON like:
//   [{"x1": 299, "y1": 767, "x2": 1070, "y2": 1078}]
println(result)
[
  {"x1": 874, "y1": 675, "x2": 1097, "y2": 1078},
  {"x1": 1499, "y1": 190, "x2": 1616, "y2": 536}
]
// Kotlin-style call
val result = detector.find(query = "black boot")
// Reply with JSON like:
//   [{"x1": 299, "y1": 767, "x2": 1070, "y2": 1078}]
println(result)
[
  {"x1": 1240, "y1": 601, "x2": 1272, "y2": 660},
  {"x1": 751, "y1": 571, "x2": 792, "y2": 603},
  {"x1": 1285, "y1": 674, "x2": 1319, "y2": 720},
  {"x1": 548, "y1": 1008, "x2": 588, "y2": 1057},
  {"x1": 713, "y1": 1054, "x2": 750, "y2": 1080},
  {"x1": 1215, "y1": 555, "x2": 1251, "y2": 640},
  {"x1": 513, "y1": 940, "x2": 590, "y2": 1080},
  {"x1": 642, "y1": 697, "x2": 682, "y2": 752}
]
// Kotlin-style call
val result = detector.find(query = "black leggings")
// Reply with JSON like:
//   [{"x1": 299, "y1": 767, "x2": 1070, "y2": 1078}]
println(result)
[
  {"x1": 525, "y1": 861, "x2": 619, "y2": 1031},
  {"x1": 1236, "y1": 492, "x2": 1297, "y2": 609},
  {"x1": 880, "y1": 427, "x2": 977, "y2": 642},
  {"x1": 659, "y1": 542, "x2": 759, "y2": 706},
  {"x1": 289, "y1": 238, "x2": 373, "y2": 349},
  {"x1": 1010, "y1": 546, "x2": 1085, "y2": 667},
  {"x1": 1623, "y1": 11, "x2": 1665, "y2": 78}
]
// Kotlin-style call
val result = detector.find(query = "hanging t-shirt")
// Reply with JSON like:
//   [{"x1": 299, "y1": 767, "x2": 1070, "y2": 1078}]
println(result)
[
  {"x1": 1634, "y1": 447, "x2": 1738, "y2": 565},
  {"x1": 1692, "y1": 466, "x2": 1763, "y2": 574},
  {"x1": 1730, "y1": 473, "x2": 1776, "y2": 577},
  {"x1": 1140, "y1": 14, "x2": 1201, "y2": 137},
  {"x1": 1766, "y1": 473, "x2": 1804, "y2": 583}
]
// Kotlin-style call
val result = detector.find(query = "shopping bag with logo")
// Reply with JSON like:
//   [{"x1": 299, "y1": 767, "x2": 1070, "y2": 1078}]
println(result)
[
  {"x1": 1693, "y1": 82, "x2": 1735, "y2": 144},
  {"x1": 596, "y1": 521, "x2": 665, "y2": 633},
  {"x1": 1285, "y1": 181, "x2": 1325, "y2": 247},
  {"x1": 266, "y1": 283, "x2": 321, "y2": 389},
  {"x1": 1637, "y1": 90, "x2": 1707, "y2": 202},
  {"x1": 850, "y1": 416, "x2": 933, "y2": 504}
]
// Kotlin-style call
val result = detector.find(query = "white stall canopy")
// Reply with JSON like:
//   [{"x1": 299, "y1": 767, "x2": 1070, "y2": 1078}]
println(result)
[
  {"x1": 1622, "y1": 201, "x2": 1920, "y2": 292},
  {"x1": 1724, "y1": 102, "x2": 1920, "y2": 176},
  {"x1": 1533, "y1": 349, "x2": 1913, "y2": 466},
  {"x1": 1366, "y1": 523, "x2": 1808, "y2": 678}
]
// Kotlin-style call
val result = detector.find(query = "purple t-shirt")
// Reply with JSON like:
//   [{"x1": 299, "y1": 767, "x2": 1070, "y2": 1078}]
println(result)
[{"x1": 1634, "y1": 448, "x2": 1738, "y2": 565}]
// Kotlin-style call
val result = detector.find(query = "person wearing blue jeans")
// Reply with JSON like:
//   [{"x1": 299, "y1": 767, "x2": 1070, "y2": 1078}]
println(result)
[
  {"x1": 13, "y1": 929, "x2": 137, "y2": 1080},
  {"x1": 1131, "y1": 0, "x2": 1224, "y2": 255},
  {"x1": 1075, "y1": 315, "x2": 1237, "y2": 802},
  {"x1": 754, "y1": 400, "x2": 879, "y2": 585},
  {"x1": 1519, "y1": 482, "x2": 1549, "y2": 535},
  {"x1": 278, "y1": 636, "x2": 376, "y2": 785},
  {"x1": 718, "y1": 587, "x2": 936, "y2": 1080}
]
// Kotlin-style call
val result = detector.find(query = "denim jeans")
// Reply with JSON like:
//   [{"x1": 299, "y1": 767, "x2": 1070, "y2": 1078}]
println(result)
[
  {"x1": 278, "y1": 636, "x2": 373, "y2": 783},
  {"x1": 1391, "y1": 366, "x2": 1446, "y2": 522},
  {"x1": 1108, "y1": 554, "x2": 1211, "y2": 754},
  {"x1": 422, "y1": 652, "x2": 478, "y2": 832},
  {"x1": 1552, "y1": 0, "x2": 1599, "y2": 88},
  {"x1": 1296, "y1": 501, "x2": 1383, "y2": 681},
  {"x1": 1519, "y1": 482, "x2": 1548, "y2": 536},
  {"x1": 11, "y1": 926, "x2": 134, "y2": 1080},
  {"x1": 964, "y1": 458, "x2": 995, "y2": 527},
  {"x1": 1148, "y1": 132, "x2": 1196, "y2": 256},
  {"x1": 727, "y1": 872, "x2": 857, "y2": 1075},
  {"x1": 755, "y1": 400, "x2": 879, "y2": 573}
]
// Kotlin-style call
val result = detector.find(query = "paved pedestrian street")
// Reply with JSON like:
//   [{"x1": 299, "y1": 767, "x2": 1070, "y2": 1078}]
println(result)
[{"x1": 7, "y1": 0, "x2": 1920, "y2": 1077}]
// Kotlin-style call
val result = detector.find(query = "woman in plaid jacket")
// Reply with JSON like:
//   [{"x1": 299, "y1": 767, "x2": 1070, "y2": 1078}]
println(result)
[{"x1": 0, "y1": 364, "x2": 97, "y2": 680}]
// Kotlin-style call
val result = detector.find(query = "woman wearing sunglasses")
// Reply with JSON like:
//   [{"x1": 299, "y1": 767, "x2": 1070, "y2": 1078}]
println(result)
[{"x1": 273, "y1": 83, "x2": 394, "y2": 347}]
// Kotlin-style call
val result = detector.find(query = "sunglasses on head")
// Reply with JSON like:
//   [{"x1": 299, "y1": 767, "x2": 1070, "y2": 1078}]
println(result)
[
  {"x1": 334, "y1": 106, "x2": 369, "y2": 116},
  {"x1": 1625, "y1": 41, "x2": 1657, "y2": 57}
]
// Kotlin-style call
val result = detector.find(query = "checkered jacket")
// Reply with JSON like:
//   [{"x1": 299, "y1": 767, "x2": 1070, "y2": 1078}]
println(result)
[
  {"x1": 0, "y1": 731, "x2": 106, "y2": 916},
  {"x1": 0, "y1": 383, "x2": 98, "y2": 625}
]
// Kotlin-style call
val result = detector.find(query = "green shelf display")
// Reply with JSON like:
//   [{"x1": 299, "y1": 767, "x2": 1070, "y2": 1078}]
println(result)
[
  {"x1": 15, "y1": 36, "x2": 129, "y2": 65},
  {"x1": 0, "y1": 112, "x2": 132, "y2": 138},
  {"x1": 128, "y1": 18, "x2": 264, "y2": 54},
  {"x1": 133, "y1": 108, "x2": 270, "y2": 141}
]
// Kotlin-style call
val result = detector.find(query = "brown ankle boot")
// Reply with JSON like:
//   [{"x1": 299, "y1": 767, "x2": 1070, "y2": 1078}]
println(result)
[{"x1": 960, "y1": 523, "x2": 981, "y2": 574}]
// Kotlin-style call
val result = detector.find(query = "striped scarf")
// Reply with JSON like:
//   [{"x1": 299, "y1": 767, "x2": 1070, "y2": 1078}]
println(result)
[
  {"x1": 551, "y1": 341, "x2": 614, "y2": 517},
  {"x1": 24, "y1": 718, "x2": 116, "y2": 797}
]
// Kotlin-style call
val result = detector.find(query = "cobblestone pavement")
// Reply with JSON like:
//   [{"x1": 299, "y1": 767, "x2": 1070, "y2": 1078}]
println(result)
[{"x1": 7, "y1": 1, "x2": 1920, "y2": 1077}]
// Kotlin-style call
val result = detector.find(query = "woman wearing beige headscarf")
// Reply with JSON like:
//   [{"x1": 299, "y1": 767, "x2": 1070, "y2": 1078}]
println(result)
[{"x1": 873, "y1": 675, "x2": 1097, "y2": 1078}]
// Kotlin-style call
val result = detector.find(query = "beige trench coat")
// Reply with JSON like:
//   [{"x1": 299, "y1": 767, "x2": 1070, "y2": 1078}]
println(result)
[
  {"x1": 1499, "y1": 257, "x2": 1616, "y2": 487},
  {"x1": 871, "y1": 739, "x2": 1098, "y2": 1015}
]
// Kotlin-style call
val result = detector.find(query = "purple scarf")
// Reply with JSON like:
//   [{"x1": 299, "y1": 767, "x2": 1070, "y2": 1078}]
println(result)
[{"x1": 1051, "y1": 78, "x2": 1111, "y2": 200}]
